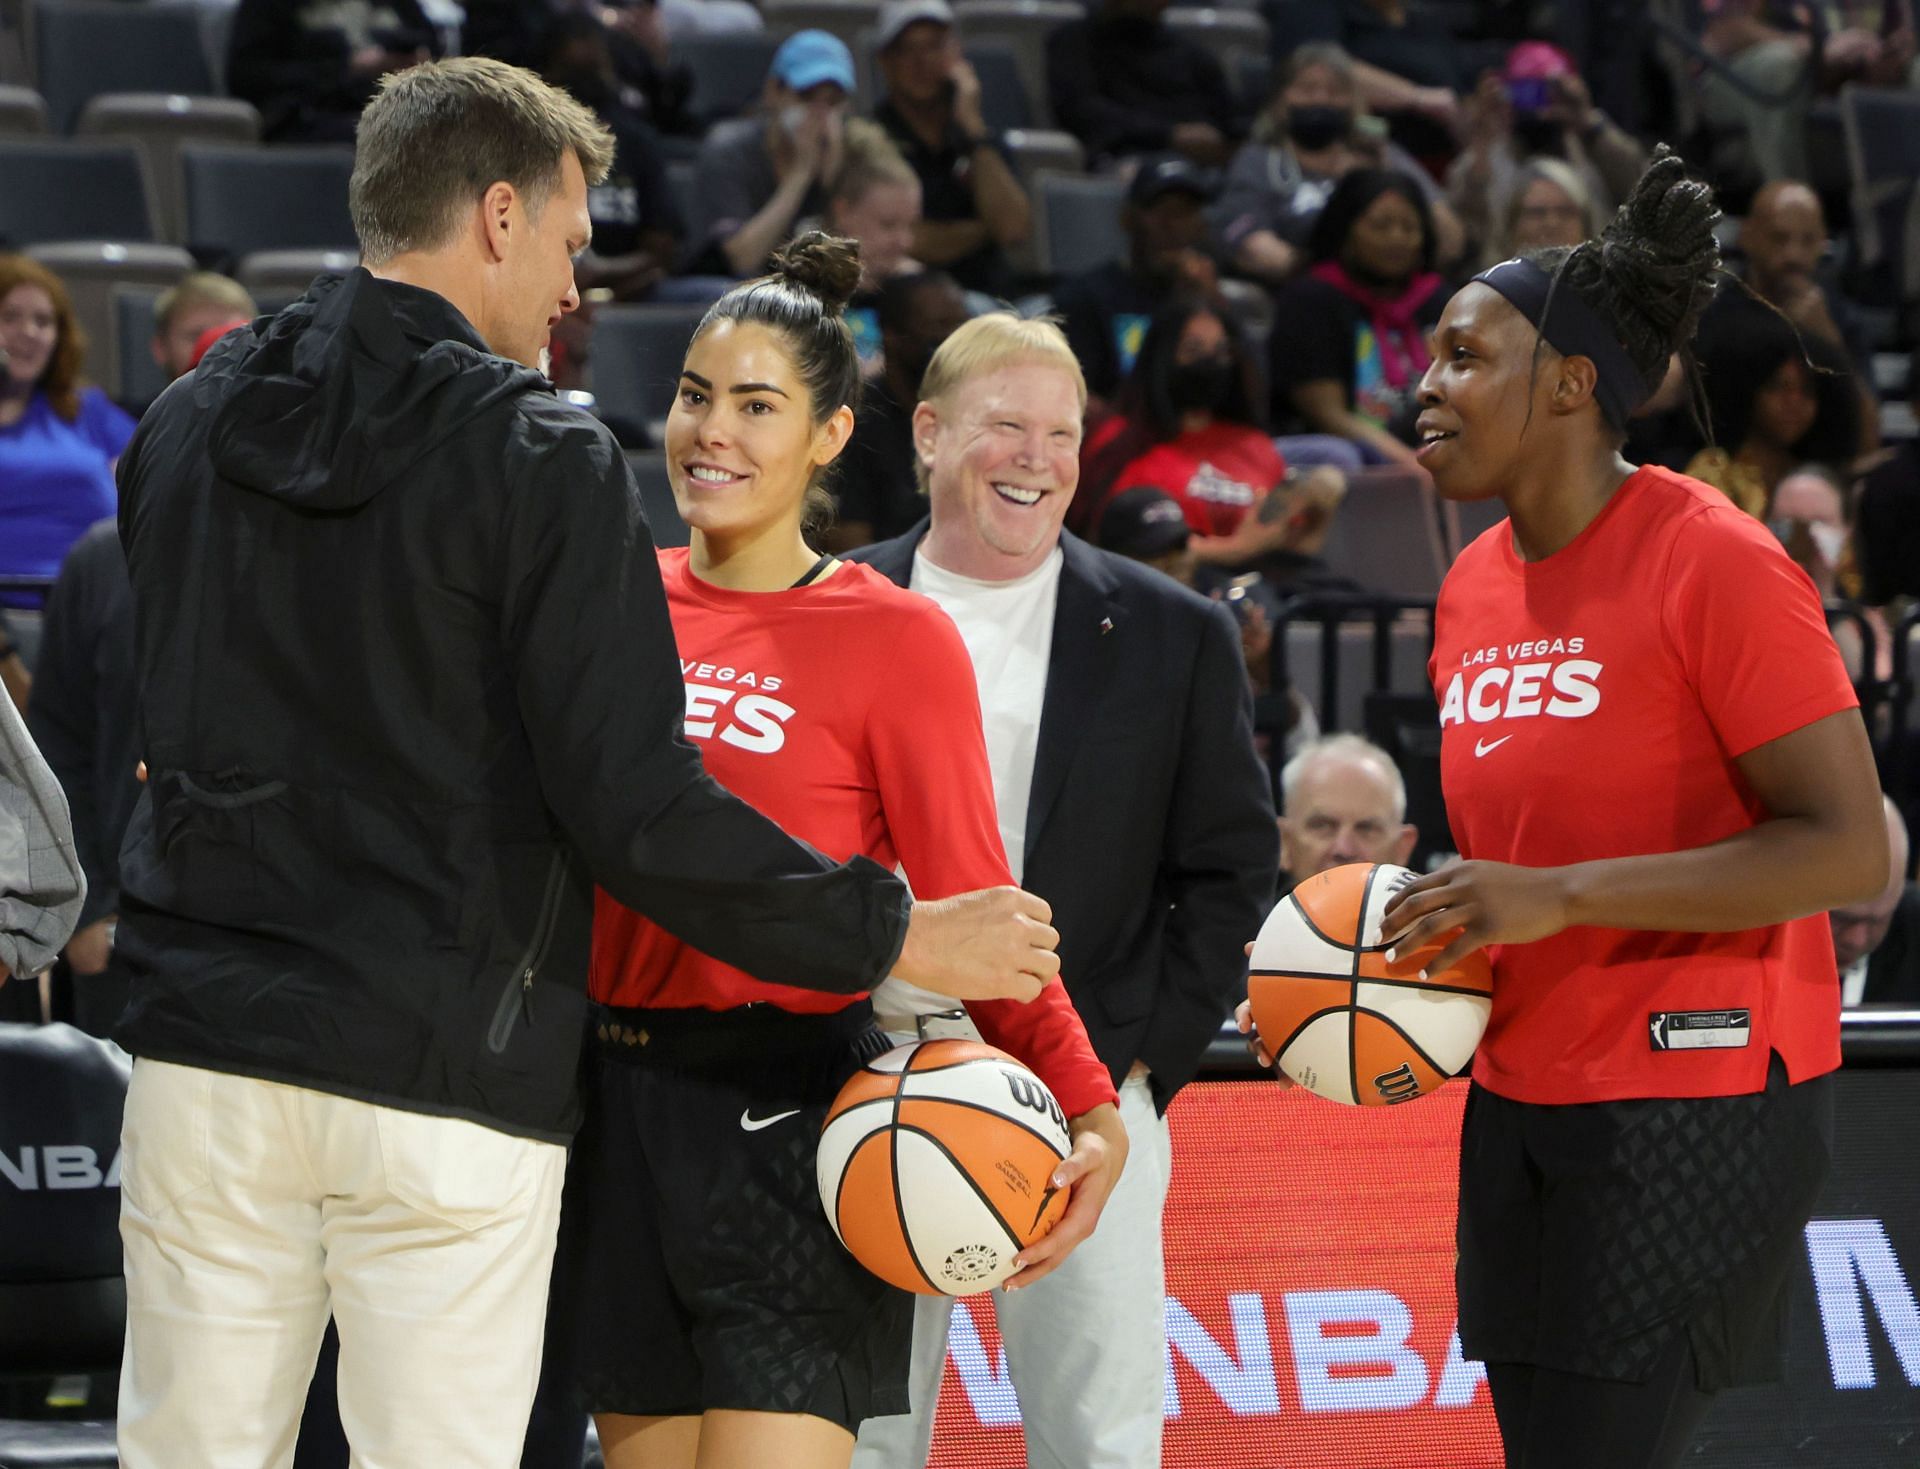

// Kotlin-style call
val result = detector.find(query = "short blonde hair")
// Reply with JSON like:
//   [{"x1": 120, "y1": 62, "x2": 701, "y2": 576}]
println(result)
[
  {"x1": 153, "y1": 272, "x2": 256, "y2": 334},
  {"x1": 914, "y1": 313, "x2": 1086, "y2": 493},
  {"x1": 351, "y1": 57, "x2": 616, "y2": 265}
]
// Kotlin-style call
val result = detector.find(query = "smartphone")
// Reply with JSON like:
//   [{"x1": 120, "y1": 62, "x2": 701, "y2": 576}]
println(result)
[{"x1": 1506, "y1": 77, "x2": 1553, "y2": 113}]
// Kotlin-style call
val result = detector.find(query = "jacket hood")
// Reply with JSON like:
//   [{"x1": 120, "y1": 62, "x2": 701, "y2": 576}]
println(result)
[{"x1": 195, "y1": 269, "x2": 548, "y2": 510}]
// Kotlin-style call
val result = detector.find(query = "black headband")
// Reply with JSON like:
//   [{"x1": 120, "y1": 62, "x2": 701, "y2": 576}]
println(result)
[{"x1": 1471, "y1": 257, "x2": 1647, "y2": 429}]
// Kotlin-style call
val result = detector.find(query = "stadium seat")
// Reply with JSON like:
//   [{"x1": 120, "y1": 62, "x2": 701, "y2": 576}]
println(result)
[
  {"x1": 0, "y1": 1023, "x2": 132, "y2": 1469},
  {"x1": 1316, "y1": 466, "x2": 1448, "y2": 600},
  {"x1": 1162, "y1": 7, "x2": 1269, "y2": 76},
  {"x1": 1446, "y1": 492, "x2": 1509, "y2": 559},
  {"x1": 593, "y1": 303, "x2": 710, "y2": 441},
  {"x1": 1282, "y1": 615, "x2": 1433, "y2": 735},
  {"x1": 1032, "y1": 170, "x2": 1126, "y2": 277},
  {"x1": 76, "y1": 93, "x2": 261, "y2": 247},
  {"x1": 180, "y1": 144, "x2": 356, "y2": 266},
  {"x1": 679, "y1": 34, "x2": 781, "y2": 128},
  {"x1": 0, "y1": 81, "x2": 45, "y2": 135},
  {"x1": 0, "y1": 138, "x2": 156, "y2": 247},
  {"x1": 950, "y1": 0, "x2": 1084, "y2": 129},
  {"x1": 31, "y1": 0, "x2": 212, "y2": 132},
  {"x1": 24, "y1": 241, "x2": 194, "y2": 409},
  {"x1": 1234, "y1": 51, "x2": 1271, "y2": 113},
  {"x1": 1840, "y1": 85, "x2": 1920, "y2": 302},
  {"x1": 114, "y1": 284, "x2": 174, "y2": 413},
  {"x1": 627, "y1": 451, "x2": 691, "y2": 549},
  {"x1": 235, "y1": 249, "x2": 358, "y2": 308},
  {"x1": 761, "y1": 0, "x2": 881, "y2": 36}
]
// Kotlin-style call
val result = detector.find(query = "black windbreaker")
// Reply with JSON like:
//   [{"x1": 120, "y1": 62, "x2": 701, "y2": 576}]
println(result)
[{"x1": 113, "y1": 270, "x2": 910, "y2": 1141}]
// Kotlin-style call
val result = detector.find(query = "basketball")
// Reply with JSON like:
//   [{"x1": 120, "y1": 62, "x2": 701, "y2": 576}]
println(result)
[
  {"x1": 816, "y1": 1039, "x2": 1074, "y2": 1295},
  {"x1": 1249, "y1": 862, "x2": 1492, "y2": 1106}
]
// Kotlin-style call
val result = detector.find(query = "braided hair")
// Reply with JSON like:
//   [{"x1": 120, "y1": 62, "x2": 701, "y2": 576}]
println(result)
[{"x1": 1520, "y1": 145, "x2": 1722, "y2": 423}]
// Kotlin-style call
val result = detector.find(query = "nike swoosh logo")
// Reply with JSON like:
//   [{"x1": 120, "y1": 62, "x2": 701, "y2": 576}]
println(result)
[
  {"x1": 739, "y1": 1108, "x2": 801, "y2": 1132},
  {"x1": 1474, "y1": 735, "x2": 1513, "y2": 757}
]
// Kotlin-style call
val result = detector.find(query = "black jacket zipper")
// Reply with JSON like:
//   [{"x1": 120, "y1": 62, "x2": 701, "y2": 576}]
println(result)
[{"x1": 487, "y1": 849, "x2": 568, "y2": 1054}]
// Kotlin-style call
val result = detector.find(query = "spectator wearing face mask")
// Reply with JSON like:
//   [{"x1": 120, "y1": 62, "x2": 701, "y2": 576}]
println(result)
[
  {"x1": 1447, "y1": 42, "x2": 1644, "y2": 271},
  {"x1": 1215, "y1": 43, "x2": 1463, "y2": 286},
  {"x1": 687, "y1": 30, "x2": 855, "y2": 276},
  {"x1": 827, "y1": 270, "x2": 971, "y2": 549},
  {"x1": 1077, "y1": 297, "x2": 1346, "y2": 573}
]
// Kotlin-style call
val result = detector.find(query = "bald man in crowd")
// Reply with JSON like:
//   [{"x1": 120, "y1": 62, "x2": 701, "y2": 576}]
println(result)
[
  {"x1": 1832, "y1": 796, "x2": 1920, "y2": 1006},
  {"x1": 1278, "y1": 734, "x2": 1417, "y2": 889}
]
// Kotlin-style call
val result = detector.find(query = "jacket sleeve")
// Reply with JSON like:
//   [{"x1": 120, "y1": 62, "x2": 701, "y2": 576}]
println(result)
[
  {"x1": 1136, "y1": 600, "x2": 1279, "y2": 1106},
  {"x1": 24, "y1": 531, "x2": 115, "y2": 929},
  {"x1": 870, "y1": 601, "x2": 1117, "y2": 1119},
  {"x1": 0, "y1": 688, "x2": 86, "y2": 979},
  {"x1": 500, "y1": 413, "x2": 911, "y2": 995}
]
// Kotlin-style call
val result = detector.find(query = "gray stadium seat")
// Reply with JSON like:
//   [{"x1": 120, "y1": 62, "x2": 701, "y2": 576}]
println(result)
[
  {"x1": 1162, "y1": 7, "x2": 1269, "y2": 75},
  {"x1": 1446, "y1": 493, "x2": 1509, "y2": 560},
  {"x1": 680, "y1": 34, "x2": 781, "y2": 128},
  {"x1": 627, "y1": 451, "x2": 691, "y2": 548},
  {"x1": 31, "y1": 0, "x2": 212, "y2": 132},
  {"x1": 235, "y1": 249, "x2": 358, "y2": 308},
  {"x1": 114, "y1": 284, "x2": 174, "y2": 413},
  {"x1": 593, "y1": 303, "x2": 710, "y2": 438},
  {"x1": 761, "y1": 0, "x2": 881, "y2": 34},
  {"x1": 0, "y1": 81, "x2": 45, "y2": 134},
  {"x1": 1283, "y1": 617, "x2": 1433, "y2": 734},
  {"x1": 76, "y1": 93, "x2": 261, "y2": 246},
  {"x1": 181, "y1": 144, "x2": 356, "y2": 264},
  {"x1": 1316, "y1": 466, "x2": 1448, "y2": 600},
  {"x1": 1033, "y1": 170, "x2": 1126, "y2": 277},
  {"x1": 0, "y1": 138, "x2": 155, "y2": 246},
  {"x1": 24, "y1": 241, "x2": 193, "y2": 408}
]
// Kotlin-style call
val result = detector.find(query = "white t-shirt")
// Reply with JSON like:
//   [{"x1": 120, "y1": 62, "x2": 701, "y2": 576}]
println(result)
[{"x1": 873, "y1": 544, "x2": 1063, "y2": 1025}]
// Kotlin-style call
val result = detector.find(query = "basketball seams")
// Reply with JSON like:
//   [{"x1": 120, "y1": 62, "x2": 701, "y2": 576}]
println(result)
[
  {"x1": 895, "y1": 1093, "x2": 1070, "y2": 1158},
  {"x1": 898, "y1": 1123, "x2": 1030, "y2": 1255},
  {"x1": 1370, "y1": 1007, "x2": 1469, "y2": 1081},
  {"x1": 1285, "y1": 888, "x2": 1350, "y2": 952},
  {"x1": 886, "y1": 1051, "x2": 942, "y2": 1293},
  {"x1": 1252, "y1": 967, "x2": 1490, "y2": 999},
  {"x1": 1269, "y1": 1003, "x2": 1353, "y2": 1060},
  {"x1": 1349, "y1": 865, "x2": 1387, "y2": 1106}
]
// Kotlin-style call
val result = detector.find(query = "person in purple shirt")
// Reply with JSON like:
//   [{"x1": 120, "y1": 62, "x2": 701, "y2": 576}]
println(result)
[{"x1": 0, "y1": 256, "x2": 136, "y2": 648}]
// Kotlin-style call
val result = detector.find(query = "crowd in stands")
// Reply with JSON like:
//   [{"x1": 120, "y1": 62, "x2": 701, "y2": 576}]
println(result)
[{"x1": 5, "y1": 0, "x2": 1920, "y2": 1023}]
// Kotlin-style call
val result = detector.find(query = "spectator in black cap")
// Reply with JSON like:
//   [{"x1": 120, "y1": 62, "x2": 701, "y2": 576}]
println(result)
[
  {"x1": 1052, "y1": 154, "x2": 1219, "y2": 410},
  {"x1": 1096, "y1": 485, "x2": 1196, "y2": 585},
  {"x1": 872, "y1": 0, "x2": 1032, "y2": 298},
  {"x1": 1044, "y1": 0, "x2": 1244, "y2": 168}
]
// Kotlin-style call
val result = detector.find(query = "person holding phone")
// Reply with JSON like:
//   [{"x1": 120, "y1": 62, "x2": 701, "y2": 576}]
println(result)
[{"x1": 871, "y1": 0, "x2": 1032, "y2": 298}]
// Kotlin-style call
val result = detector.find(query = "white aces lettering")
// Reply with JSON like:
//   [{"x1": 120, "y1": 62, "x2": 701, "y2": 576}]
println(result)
[
  {"x1": 1439, "y1": 636, "x2": 1602, "y2": 728},
  {"x1": 680, "y1": 662, "x2": 795, "y2": 754}
]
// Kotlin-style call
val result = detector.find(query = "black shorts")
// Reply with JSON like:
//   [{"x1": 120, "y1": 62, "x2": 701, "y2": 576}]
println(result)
[
  {"x1": 546, "y1": 1001, "x2": 909, "y2": 1429},
  {"x1": 1456, "y1": 1052, "x2": 1833, "y2": 1388}
]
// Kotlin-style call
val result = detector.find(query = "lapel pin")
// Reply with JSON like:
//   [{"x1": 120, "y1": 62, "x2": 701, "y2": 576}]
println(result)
[{"x1": 1099, "y1": 617, "x2": 1113, "y2": 635}]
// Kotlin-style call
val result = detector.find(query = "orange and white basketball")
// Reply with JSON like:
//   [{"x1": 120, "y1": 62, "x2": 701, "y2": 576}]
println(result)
[
  {"x1": 1249, "y1": 862, "x2": 1492, "y2": 1105},
  {"x1": 816, "y1": 1039, "x2": 1072, "y2": 1295}
]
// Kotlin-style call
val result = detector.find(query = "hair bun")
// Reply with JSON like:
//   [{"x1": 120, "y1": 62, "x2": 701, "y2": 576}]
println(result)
[
  {"x1": 1592, "y1": 145, "x2": 1721, "y2": 356},
  {"x1": 771, "y1": 231, "x2": 864, "y2": 314}
]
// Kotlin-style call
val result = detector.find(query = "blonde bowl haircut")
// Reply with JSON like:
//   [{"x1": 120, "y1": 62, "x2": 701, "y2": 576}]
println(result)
[
  {"x1": 153, "y1": 272, "x2": 258, "y2": 335},
  {"x1": 350, "y1": 57, "x2": 616, "y2": 266},
  {"x1": 831, "y1": 118, "x2": 920, "y2": 209},
  {"x1": 913, "y1": 313, "x2": 1087, "y2": 494}
]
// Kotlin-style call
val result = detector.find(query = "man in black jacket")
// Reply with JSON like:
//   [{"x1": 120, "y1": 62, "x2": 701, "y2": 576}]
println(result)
[
  {"x1": 112, "y1": 59, "x2": 1058, "y2": 1469},
  {"x1": 849, "y1": 314, "x2": 1278, "y2": 1469}
]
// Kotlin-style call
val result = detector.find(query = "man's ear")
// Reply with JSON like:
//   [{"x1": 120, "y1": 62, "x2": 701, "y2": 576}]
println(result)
[
  {"x1": 911, "y1": 399, "x2": 940, "y2": 474},
  {"x1": 480, "y1": 180, "x2": 518, "y2": 265}
]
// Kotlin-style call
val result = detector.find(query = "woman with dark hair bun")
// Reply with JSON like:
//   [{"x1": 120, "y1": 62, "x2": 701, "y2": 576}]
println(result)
[
  {"x1": 550, "y1": 232, "x2": 1125, "y2": 1469},
  {"x1": 1249, "y1": 149, "x2": 1888, "y2": 1466},
  {"x1": 1267, "y1": 168, "x2": 1446, "y2": 471}
]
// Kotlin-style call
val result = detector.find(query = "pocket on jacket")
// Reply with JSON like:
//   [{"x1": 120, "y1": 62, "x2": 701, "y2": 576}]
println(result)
[
  {"x1": 119, "y1": 1060, "x2": 214, "y2": 1221},
  {"x1": 373, "y1": 1106, "x2": 543, "y2": 1233}
]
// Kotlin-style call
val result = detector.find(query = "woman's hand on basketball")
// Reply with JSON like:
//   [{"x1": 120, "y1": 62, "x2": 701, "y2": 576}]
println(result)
[
  {"x1": 1003, "y1": 1102, "x2": 1128, "y2": 1290},
  {"x1": 895, "y1": 887, "x2": 1058, "y2": 1004},
  {"x1": 1233, "y1": 999, "x2": 1295, "y2": 1088},
  {"x1": 1379, "y1": 861, "x2": 1572, "y2": 975}
]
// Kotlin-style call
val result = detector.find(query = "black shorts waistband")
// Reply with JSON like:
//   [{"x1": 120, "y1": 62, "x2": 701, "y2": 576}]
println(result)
[{"x1": 589, "y1": 1000, "x2": 878, "y2": 1068}]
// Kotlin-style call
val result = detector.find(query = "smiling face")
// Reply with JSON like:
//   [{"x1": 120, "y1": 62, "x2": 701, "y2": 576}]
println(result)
[
  {"x1": 831, "y1": 176, "x2": 922, "y2": 283},
  {"x1": 917, "y1": 359, "x2": 1083, "y2": 579},
  {"x1": 1511, "y1": 176, "x2": 1585, "y2": 251},
  {"x1": 490, "y1": 150, "x2": 590, "y2": 369},
  {"x1": 0, "y1": 283, "x2": 59, "y2": 389},
  {"x1": 1343, "y1": 188, "x2": 1426, "y2": 287},
  {"x1": 1414, "y1": 282, "x2": 1574, "y2": 500},
  {"x1": 666, "y1": 318, "x2": 849, "y2": 541}
]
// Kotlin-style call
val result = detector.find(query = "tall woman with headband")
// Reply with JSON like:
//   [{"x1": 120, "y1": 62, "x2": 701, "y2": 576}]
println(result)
[
  {"x1": 1375, "y1": 150, "x2": 1888, "y2": 1466},
  {"x1": 548, "y1": 232, "x2": 1125, "y2": 1469}
]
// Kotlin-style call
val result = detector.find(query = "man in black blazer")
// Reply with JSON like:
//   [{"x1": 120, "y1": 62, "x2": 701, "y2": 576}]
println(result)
[
  {"x1": 1833, "y1": 796, "x2": 1920, "y2": 1007},
  {"x1": 849, "y1": 314, "x2": 1278, "y2": 1469}
]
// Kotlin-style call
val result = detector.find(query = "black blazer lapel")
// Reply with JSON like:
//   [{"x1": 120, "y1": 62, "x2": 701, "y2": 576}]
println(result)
[
  {"x1": 1025, "y1": 532, "x2": 1124, "y2": 859},
  {"x1": 842, "y1": 519, "x2": 928, "y2": 588}
]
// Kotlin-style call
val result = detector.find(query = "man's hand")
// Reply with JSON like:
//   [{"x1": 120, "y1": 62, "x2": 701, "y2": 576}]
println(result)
[
  {"x1": 950, "y1": 57, "x2": 987, "y2": 139},
  {"x1": 1380, "y1": 860, "x2": 1571, "y2": 975},
  {"x1": 65, "y1": 918, "x2": 115, "y2": 976},
  {"x1": 1234, "y1": 998, "x2": 1295, "y2": 1086},
  {"x1": 894, "y1": 887, "x2": 1058, "y2": 1003},
  {"x1": 1001, "y1": 1101, "x2": 1128, "y2": 1289}
]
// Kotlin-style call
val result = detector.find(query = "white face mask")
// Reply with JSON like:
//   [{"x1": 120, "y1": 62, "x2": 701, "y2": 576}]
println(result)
[
  {"x1": 780, "y1": 103, "x2": 810, "y2": 137},
  {"x1": 1809, "y1": 520, "x2": 1848, "y2": 568}
]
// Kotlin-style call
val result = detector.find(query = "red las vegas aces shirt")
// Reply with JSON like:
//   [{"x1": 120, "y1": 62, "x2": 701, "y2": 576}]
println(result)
[{"x1": 1430, "y1": 466, "x2": 1855, "y2": 1105}]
